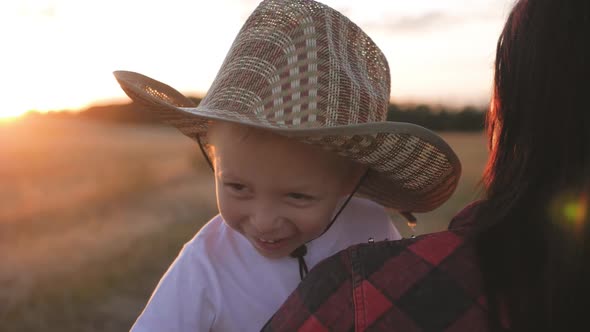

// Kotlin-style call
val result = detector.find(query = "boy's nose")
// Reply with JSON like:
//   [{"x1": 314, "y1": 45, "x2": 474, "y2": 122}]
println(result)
[{"x1": 250, "y1": 204, "x2": 282, "y2": 234}]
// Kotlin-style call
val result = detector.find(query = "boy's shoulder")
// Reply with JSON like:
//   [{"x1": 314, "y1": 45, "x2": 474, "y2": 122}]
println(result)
[
  {"x1": 181, "y1": 214, "x2": 240, "y2": 261},
  {"x1": 349, "y1": 195, "x2": 384, "y2": 208},
  {"x1": 183, "y1": 214, "x2": 263, "y2": 266},
  {"x1": 346, "y1": 196, "x2": 389, "y2": 218},
  {"x1": 342, "y1": 197, "x2": 393, "y2": 230},
  {"x1": 187, "y1": 214, "x2": 233, "y2": 246},
  {"x1": 334, "y1": 196, "x2": 398, "y2": 241}
]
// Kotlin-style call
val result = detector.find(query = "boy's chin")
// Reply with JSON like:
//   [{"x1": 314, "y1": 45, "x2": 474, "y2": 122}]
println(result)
[{"x1": 254, "y1": 249, "x2": 290, "y2": 259}]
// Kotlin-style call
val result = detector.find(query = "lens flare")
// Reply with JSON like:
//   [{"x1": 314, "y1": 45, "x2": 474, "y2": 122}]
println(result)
[
  {"x1": 563, "y1": 201, "x2": 586, "y2": 223},
  {"x1": 549, "y1": 190, "x2": 588, "y2": 233}
]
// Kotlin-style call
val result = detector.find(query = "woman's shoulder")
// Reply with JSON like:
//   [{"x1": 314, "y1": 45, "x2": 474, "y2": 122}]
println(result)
[
  {"x1": 447, "y1": 200, "x2": 483, "y2": 230},
  {"x1": 262, "y1": 203, "x2": 487, "y2": 331},
  {"x1": 304, "y1": 200, "x2": 483, "y2": 284},
  {"x1": 343, "y1": 202, "x2": 485, "y2": 330},
  {"x1": 350, "y1": 200, "x2": 483, "y2": 276}
]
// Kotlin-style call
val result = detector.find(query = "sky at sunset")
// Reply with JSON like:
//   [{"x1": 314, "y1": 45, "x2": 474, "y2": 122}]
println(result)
[{"x1": 0, "y1": 0, "x2": 515, "y2": 118}]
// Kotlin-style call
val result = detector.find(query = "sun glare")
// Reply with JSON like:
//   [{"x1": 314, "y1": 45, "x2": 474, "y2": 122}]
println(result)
[
  {"x1": 0, "y1": 0, "x2": 509, "y2": 117},
  {"x1": 0, "y1": 115, "x2": 22, "y2": 123},
  {"x1": 0, "y1": 101, "x2": 33, "y2": 121}
]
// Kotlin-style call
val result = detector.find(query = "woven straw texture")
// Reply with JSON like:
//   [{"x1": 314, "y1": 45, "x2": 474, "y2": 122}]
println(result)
[{"x1": 114, "y1": 0, "x2": 461, "y2": 213}]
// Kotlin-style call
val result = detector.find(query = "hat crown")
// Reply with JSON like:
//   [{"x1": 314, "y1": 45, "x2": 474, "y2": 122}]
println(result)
[{"x1": 200, "y1": 0, "x2": 391, "y2": 129}]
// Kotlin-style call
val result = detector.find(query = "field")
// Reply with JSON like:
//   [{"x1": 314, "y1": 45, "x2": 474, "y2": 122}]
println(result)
[{"x1": 0, "y1": 118, "x2": 488, "y2": 331}]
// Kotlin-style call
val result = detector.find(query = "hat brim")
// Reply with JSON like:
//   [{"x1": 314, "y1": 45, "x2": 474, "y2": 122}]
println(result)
[{"x1": 114, "y1": 70, "x2": 461, "y2": 213}]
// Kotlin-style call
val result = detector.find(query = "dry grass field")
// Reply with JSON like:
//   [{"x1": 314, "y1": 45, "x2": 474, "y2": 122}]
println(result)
[{"x1": 0, "y1": 118, "x2": 488, "y2": 331}]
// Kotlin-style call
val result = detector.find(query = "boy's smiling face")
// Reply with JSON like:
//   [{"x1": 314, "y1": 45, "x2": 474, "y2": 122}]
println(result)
[{"x1": 208, "y1": 122, "x2": 363, "y2": 259}]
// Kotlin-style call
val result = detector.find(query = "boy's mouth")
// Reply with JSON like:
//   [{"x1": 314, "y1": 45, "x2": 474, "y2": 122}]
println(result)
[
  {"x1": 254, "y1": 236, "x2": 290, "y2": 252},
  {"x1": 258, "y1": 237, "x2": 280, "y2": 244}
]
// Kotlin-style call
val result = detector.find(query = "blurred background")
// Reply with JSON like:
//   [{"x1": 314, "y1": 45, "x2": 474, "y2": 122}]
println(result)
[{"x1": 1, "y1": 0, "x2": 512, "y2": 331}]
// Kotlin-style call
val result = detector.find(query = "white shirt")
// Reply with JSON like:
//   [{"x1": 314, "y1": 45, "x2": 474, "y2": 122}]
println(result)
[{"x1": 131, "y1": 197, "x2": 401, "y2": 331}]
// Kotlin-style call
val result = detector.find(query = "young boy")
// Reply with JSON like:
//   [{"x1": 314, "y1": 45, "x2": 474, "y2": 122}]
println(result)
[{"x1": 113, "y1": 0, "x2": 461, "y2": 330}]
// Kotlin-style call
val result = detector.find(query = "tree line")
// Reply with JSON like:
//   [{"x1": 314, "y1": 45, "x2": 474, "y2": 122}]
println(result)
[
  {"x1": 27, "y1": 97, "x2": 486, "y2": 132},
  {"x1": 387, "y1": 104, "x2": 486, "y2": 132}
]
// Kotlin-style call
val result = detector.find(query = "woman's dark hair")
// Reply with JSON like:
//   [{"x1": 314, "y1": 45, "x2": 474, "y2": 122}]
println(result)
[{"x1": 476, "y1": 0, "x2": 589, "y2": 330}]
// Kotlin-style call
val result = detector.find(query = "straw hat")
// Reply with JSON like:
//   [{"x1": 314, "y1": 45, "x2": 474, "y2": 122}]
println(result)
[{"x1": 113, "y1": 0, "x2": 461, "y2": 213}]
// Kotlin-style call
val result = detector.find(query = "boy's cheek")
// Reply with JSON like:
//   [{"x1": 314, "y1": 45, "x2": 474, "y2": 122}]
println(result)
[
  {"x1": 216, "y1": 196, "x2": 243, "y2": 228},
  {"x1": 216, "y1": 190, "x2": 239, "y2": 214},
  {"x1": 222, "y1": 218, "x2": 242, "y2": 233},
  {"x1": 218, "y1": 204, "x2": 241, "y2": 226},
  {"x1": 293, "y1": 214, "x2": 333, "y2": 239}
]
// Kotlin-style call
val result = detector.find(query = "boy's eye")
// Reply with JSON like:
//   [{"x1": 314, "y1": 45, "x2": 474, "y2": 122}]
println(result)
[
  {"x1": 225, "y1": 183, "x2": 246, "y2": 191},
  {"x1": 287, "y1": 192, "x2": 314, "y2": 201}
]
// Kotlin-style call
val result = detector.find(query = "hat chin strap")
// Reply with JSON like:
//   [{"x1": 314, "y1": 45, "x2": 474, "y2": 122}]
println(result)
[
  {"x1": 290, "y1": 169, "x2": 370, "y2": 280},
  {"x1": 197, "y1": 135, "x2": 215, "y2": 171}
]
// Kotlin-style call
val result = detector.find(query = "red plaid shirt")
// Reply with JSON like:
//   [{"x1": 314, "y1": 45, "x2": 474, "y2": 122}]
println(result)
[{"x1": 261, "y1": 202, "x2": 489, "y2": 331}]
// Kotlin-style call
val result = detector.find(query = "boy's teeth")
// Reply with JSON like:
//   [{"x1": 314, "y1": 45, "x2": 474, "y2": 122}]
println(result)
[{"x1": 259, "y1": 238, "x2": 277, "y2": 243}]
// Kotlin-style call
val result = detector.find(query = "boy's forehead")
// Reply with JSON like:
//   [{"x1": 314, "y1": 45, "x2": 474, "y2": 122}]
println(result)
[
  {"x1": 211, "y1": 121, "x2": 301, "y2": 153},
  {"x1": 210, "y1": 122, "x2": 352, "y2": 173},
  {"x1": 208, "y1": 121, "x2": 256, "y2": 144}
]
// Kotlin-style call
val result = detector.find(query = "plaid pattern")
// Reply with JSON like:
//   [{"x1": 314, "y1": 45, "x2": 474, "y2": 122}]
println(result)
[{"x1": 261, "y1": 202, "x2": 488, "y2": 331}]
